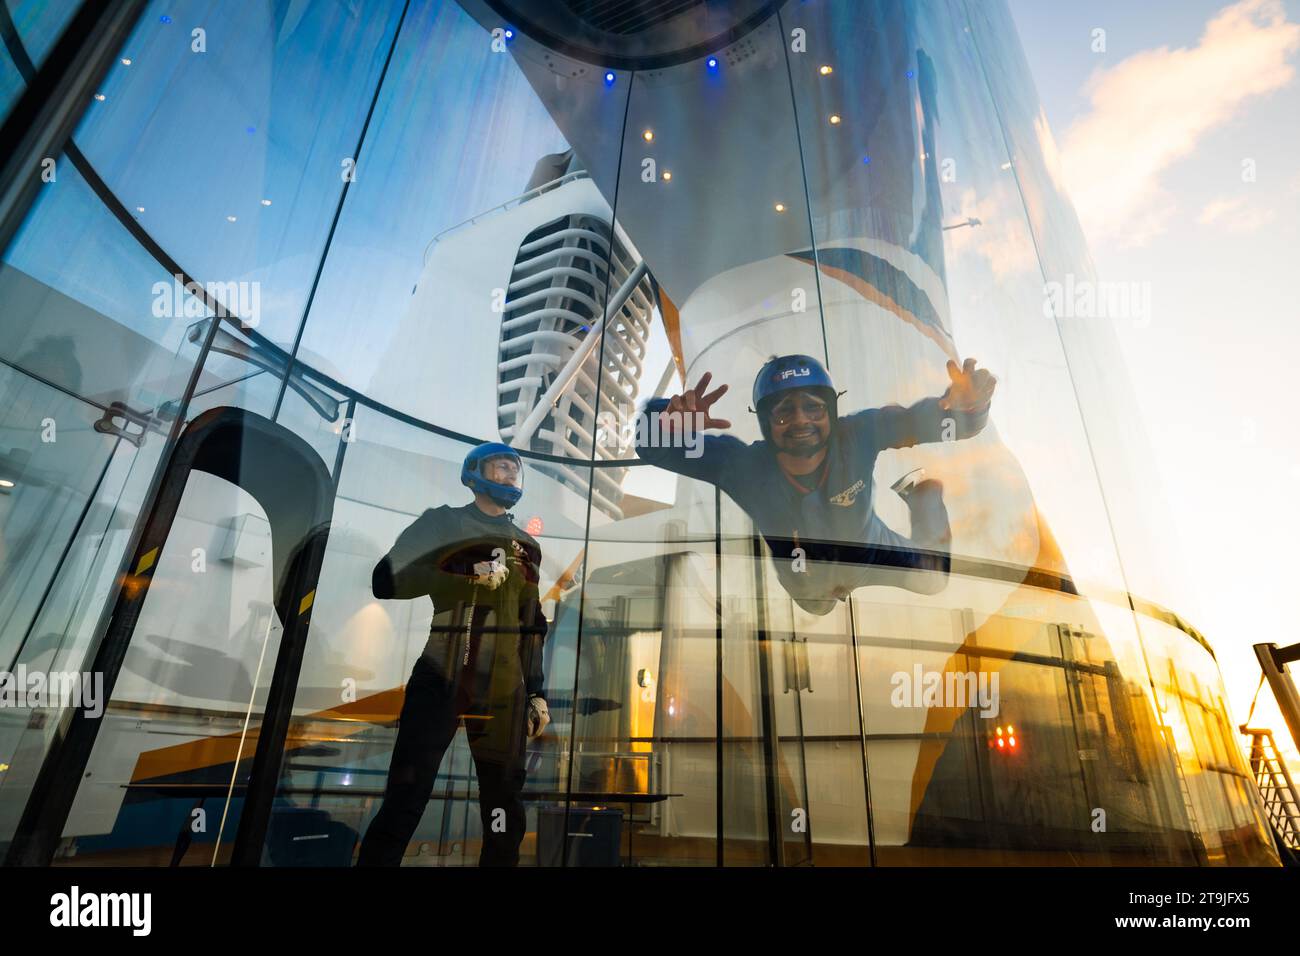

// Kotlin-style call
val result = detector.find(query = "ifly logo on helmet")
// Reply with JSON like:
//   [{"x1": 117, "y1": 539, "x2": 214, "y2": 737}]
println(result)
[{"x1": 778, "y1": 367, "x2": 811, "y2": 381}]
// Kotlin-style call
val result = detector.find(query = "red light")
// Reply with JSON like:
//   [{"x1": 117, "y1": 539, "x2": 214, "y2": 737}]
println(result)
[
  {"x1": 526, "y1": 516, "x2": 543, "y2": 535},
  {"x1": 996, "y1": 738, "x2": 1005, "y2": 748},
  {"x1": 1009, "y1": 736, "x2": 1017, "y2": 748}
]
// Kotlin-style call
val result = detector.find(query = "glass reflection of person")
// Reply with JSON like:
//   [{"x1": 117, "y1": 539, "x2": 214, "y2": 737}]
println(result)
[
  {"x1": 357, "y1": 443, "x2": 550, "y2": 866},
  {"x1": 635, "y1": 355, "x2": 996, "y2": 615}
]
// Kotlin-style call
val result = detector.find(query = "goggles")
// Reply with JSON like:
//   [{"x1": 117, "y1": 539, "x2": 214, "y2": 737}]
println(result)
[{"x1": 768, "y1": 396, "x2": 829, "y2": 426}]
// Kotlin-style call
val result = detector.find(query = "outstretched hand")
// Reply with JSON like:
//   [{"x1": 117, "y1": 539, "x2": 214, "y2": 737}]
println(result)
[
  {"x1": 665, "y1": 371, "x2": 732, "y2": 430},
  {"x1": 939, "y1": 357, "x2": 996, "y2": 413}
]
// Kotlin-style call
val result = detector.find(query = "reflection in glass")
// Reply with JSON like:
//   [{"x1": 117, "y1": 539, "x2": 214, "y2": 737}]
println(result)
[{"x1": 0, "y1": 0, "x2": 1280, "y2": 869}]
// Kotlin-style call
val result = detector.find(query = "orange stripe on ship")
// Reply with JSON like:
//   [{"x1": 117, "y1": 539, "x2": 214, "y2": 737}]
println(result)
[
  {"x1": 812, "y1": 259, "x2": 959, "y2": 363},
  {"x1": 131, "y1": 687, "x2": 408, "y2": 782}
]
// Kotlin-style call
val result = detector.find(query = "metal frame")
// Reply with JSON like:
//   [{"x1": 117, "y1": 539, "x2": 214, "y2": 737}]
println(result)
[
  {"x1": 4, "y1": 407, "x2": 335, "y2": 865},
  {"x1": 1254, "y1": 643, "x2": 1300, "y2": 762},
  {"x1": 0, "y1": 0, "x2": 149, "y2": 259}
]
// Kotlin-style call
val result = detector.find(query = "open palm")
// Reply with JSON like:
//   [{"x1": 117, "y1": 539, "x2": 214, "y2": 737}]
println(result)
[
  {"x1": 666, "y1": 371, "x2": 732, "y2": 430},
  {"x1": 940, "y1": 357, "x2": 996, "y2": 413}
]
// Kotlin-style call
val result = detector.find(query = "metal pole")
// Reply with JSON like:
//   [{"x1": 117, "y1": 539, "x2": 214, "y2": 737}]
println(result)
[
  {"x1": 1254, "y1": 643, "x2": 1300, "y2": 758},
  {"x1": 0, "y1": 0, "x2": 149, "y2": 257},
  {"x1": 714, "y1": 486, "x2": 724, "y2": 867},
  {"x1": 750, "y1": 533, "x2": 781, "y2": 866}
]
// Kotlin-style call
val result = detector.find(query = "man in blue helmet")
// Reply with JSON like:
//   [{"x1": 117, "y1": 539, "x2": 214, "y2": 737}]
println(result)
[
  {"x1": 357, "y1": 442, "x2": 550, "y2": 866},
  {"x1": 635, "y1": 355, "x2": 996, "y2": 614}
]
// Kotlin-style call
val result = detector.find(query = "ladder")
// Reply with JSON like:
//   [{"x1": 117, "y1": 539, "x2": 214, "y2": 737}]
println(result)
[{"x1": 1241, "y1": 727, "x2": 1300, "y2": 850}]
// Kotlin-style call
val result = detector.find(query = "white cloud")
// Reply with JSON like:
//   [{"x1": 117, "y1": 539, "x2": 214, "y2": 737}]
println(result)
[
  {"x1": 1061, "y1": 0, "x2": 1300, "y2": 247},
  {"x1": 1198, "y1": 196, "x2": 1246, "y2": 224},
  {"x1": 947, "y1": 186, "x2": 1039, "y2": 280},
  {"x1": 1197, "y1": 195, "x2": 1278, "y2": 231}
]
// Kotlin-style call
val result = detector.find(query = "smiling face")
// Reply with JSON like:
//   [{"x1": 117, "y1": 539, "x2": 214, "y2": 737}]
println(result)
[{"x1": 767, "y1": 388, "x2": 832, "y2": 454}]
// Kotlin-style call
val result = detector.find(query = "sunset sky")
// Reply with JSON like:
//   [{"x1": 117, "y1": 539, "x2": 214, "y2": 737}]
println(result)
[{"x1": 1010, "y1": 0, "x2": 1300, "y2": 764}]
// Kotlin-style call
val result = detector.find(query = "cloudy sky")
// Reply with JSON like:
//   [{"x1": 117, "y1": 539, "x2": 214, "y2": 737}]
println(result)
[{"x1": 1010, "y1": 0, "x2": 1300, "y2": 764}]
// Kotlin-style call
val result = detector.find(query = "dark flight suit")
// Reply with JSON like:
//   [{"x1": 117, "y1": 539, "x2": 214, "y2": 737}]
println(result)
[
  {"x1": 356, "y1": 503, "x2": 546, "y2": 866},
  {"x1": 636, "y1": 394, "x2": 989, "y2": 614}
]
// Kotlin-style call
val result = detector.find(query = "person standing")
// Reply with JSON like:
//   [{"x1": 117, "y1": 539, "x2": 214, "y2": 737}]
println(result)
[{"x1": 357, "y1": 442, "x2": 550, "y2": 866}]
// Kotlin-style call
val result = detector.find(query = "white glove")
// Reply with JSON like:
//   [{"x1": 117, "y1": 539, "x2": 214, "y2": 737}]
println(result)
[
  {"x1": 526, "y1": 695, "x2": 550, "y2": 739},
  {"x1": 472, "y1": 558, "x2": 508, "y2": 589}
]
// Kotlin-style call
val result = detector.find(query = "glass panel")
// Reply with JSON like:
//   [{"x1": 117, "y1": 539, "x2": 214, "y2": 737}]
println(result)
[
  {"x1": 0, "y1": 160, "x2": 213, "y2": 852},
  {"x1": 0, "y1": 0, "x2": 403, "y2": 863},
  {"x1": 1140, "y1": 615, "x2": 1279, "y2": 866},
  {"x1": 963, "y1": 0, "x2": 1204, "y2": 687},
  {"x1": 0, "y1": 0, "x2": 1280, "y2": 870},
  {"x1": 70, "y1": 0, "x2": 407, "y2": 354},
  {"x1": 254, "y1": 0, "x2": 634, "y2": 865},
  {"x1": 65, "y1": 474, "x2": 282, "y2": 865},
  {"x1": 272, "y1": 404, "x2": 590, "y2": 866},
  {"x1": 565, "y1": 9, "x2": 841, "y2": 865},
  {"x1": 0, "y1": 0, "x2": 82, "y2": 120}
]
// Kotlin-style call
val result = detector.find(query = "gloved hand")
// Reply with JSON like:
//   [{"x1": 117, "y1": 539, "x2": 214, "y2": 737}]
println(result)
[
  {"x1": 939, "y1": 357, "x2": 996, "y2": 413},
  {"x1": 472, "y1": 557, "x2": 509, "y2": 589},
  {"x1": 526, "y1": 695, "x2": 550, "y2": 739}
]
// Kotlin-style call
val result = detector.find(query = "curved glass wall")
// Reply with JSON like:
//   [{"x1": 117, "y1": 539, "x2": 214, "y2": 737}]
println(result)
[
  {"x1": 0, "y1": 1, "x2": 81, "y2": 119},
  {"x1": 0, "y1": 0, "x2": 1280, "y2": 866}
]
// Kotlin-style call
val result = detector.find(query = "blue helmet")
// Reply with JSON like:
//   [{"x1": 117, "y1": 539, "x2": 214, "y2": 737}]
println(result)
[
  {"x1": 752, "y1": 354, "x2": 838, "y2": 442},
  {"x1": 461, "y1": 442, "x2": 523, "y2": 508}
]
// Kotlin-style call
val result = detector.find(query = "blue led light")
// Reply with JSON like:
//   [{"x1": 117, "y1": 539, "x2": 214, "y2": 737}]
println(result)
[
  {"x1": 604, "y1": 71, "x2": 616, "y2": 85},
  {"x1": 906, "y1": 69, "x2": 915, "y2": 78},
  {"x1": 707, "y1": 57, "x2": 718, "y2": 69},
  {"x1": 160, "y1": 14, "x2": 171, "y2": 23},
  {"x1": 862, "y1": 156, "x2": 872, "y2": 164},
  {"x1": 246, "y1": 126, "x2": 256, "y2": 134},
  {"x1": 504, "y1": 28, "x2": 514, "y2": 39}
]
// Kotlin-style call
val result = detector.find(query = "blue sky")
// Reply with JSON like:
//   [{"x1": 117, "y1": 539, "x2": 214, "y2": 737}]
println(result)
[{"x1": 1010, "y1": 0, "x2": 1300, "y2": 762}]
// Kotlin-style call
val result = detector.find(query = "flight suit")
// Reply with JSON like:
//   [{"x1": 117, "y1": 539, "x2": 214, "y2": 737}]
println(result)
[
  {"x1": 636, "y1": 393, "x2": 989, "y2": 613},
  {"x1": 357, "y1": 503, "x2": 546, "y2": 866}
]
